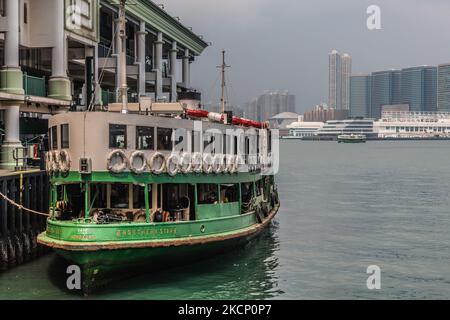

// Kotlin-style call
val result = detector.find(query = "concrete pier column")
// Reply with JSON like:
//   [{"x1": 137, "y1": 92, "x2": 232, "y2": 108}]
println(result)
[
  {"x1": 154, "y1": 32, "x2": 164, "y2": 101},
  {"x1": 1, "y1": 0, "x2": 23, "y2": 169},
  {"x1": 169, "y1": 42, "x2": 178, "y2": 102},
  {"x1": 1, "y1": 103, "x2": 22, "y2": 169},
  {"x1": 136, "y1": 22, "x2": 147, "y2": 97},
  {"x1": 182, "y1": 49, "x2": 190, "y2": 89},
  {"x1": 0, "y1": 0, "x2": 23, "y2": 95},
  {"x1": 114, "y1": 17, "x2": 124, "y2": 102},
  {"x1": 48, "y1": 0, "x2": 71, "y2": 101},
  {"x1": 93, "y1": 44, "x2": 102, "y2": 107}
]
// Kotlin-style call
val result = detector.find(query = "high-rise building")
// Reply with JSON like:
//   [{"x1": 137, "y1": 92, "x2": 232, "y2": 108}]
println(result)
[
  {"x1": 370, "y1": 70, "x2": 401, "y2": 119},
  {"x1": 341, "y1": 53, "x2": 352, "y2": 110},
  {"x1": 328, "y1": 50, "x2": 352, "y2": 110},
  {"x1": 349, "y1": 74, "x2": 371, "y2": 118},
  {"x1": 438, "y1": 63, "x2": 450, "y2": 112},
  {"x1": 328, "y1": 50, "x2": 341, "y2": 110},
  {"x1": 401, "y1": 66, "x2": 437, "y2": 112},
  {"x1": 244, "y1": 91, "x2": 296, "y2": 121}
]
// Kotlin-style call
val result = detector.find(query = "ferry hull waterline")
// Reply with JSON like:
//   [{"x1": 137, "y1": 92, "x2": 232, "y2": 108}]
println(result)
[{"x1": 38, "y1": 204, "x2": 279, "y2": 292}]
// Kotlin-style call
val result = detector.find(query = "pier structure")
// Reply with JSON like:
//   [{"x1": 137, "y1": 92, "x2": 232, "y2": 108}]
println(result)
[
  {"x1": 0, "y1": 0, "x2": 208, "y2": 270},
  {"x1": 0, "y1": 0, "x2": 208, "y2": 169}
]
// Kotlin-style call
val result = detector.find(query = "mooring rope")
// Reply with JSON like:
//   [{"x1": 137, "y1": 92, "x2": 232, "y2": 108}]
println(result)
[{"x1": 0, "y1": 192, "x2": 50, "y2": 217}]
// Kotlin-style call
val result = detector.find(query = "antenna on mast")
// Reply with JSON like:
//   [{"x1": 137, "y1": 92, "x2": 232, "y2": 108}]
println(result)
[{"x1": 218, "y1": 50, "x2": 230, "y2": 114}]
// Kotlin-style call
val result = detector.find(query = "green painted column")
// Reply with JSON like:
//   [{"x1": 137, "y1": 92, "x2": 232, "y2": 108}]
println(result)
[
  {"x1": 0, "y1": 67, "x2": 24, "y2": 95},
  {"x1": 84, "y1": 183, "x2": 90, "y2": 219},
  {"x1": 144, "y1": 184, "x2": 150, "y2": 223},
  {"x1": 48, "y1": 77, "x2": 72, "y2": 101}
]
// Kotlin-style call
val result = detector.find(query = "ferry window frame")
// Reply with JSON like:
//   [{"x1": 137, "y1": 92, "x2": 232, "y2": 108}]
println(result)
[
  {"x1": 109, "y1": 124, "x2": 127, "y2": 149},
  {"x1": 110, "y1": 183, "x2": 130, "y2": 209},
  {"x1": 90, "y1": 184, "x2": 107, "y2": 209},
  {"x1": 61, "y1": 124, "x2": 70, "y2": 149},
  {"x1": 133, "y1": 184, "x2": 152, "y2": 209},
  {"x1": 136, "y1": 126, "x2": 155, "y2": 150},
  {"x1": 156, "y1": 127, "x2": 173, "y2": 151},
  {"x1": 51, "y1": 126, "x2": 58, "y2": 150},
  {"x1": 192, "y1": 130, "x2": 200, "y2": 153},
  {"x1": 197, "y1": 184, "x2": 219, "y2": 205}
]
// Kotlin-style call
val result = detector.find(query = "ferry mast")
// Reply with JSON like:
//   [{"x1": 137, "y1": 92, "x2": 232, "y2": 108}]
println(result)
[{"x1": 219, "y1": 50, "x2": 230, "y2": 114}]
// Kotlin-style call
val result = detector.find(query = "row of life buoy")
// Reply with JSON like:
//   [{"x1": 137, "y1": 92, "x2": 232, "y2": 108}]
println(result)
[
  {"x1": 106, "y1": 150, "x2": 265, "y2": 175},
  {"x1": 45, "y1": 150, "x2": 71, "y2": 174}
]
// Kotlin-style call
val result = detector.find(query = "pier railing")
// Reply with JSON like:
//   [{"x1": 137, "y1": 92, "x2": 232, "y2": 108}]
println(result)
[
  {"x1": 23, "y1": 73, "x2": 46, "y2": 97},
  {"x1": 0, "y1": 170, "x2": 49, "y2": 270}
]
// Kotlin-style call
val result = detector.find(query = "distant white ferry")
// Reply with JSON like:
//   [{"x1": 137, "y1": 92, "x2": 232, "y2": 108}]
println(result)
[{"x1": 337, "y1": 134, "x2": 367, "y2": 143}]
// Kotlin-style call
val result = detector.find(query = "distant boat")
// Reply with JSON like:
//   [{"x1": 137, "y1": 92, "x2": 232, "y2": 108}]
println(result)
[{"x1": 337, "y1": 134, "x2": 367, "y2": 143}]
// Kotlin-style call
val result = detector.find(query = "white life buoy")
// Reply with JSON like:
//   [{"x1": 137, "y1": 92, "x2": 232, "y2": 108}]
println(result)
[
  {"x1": 212, "y1": 154, "x2": 223, "y2": 174},
  {"x1": 149, "y1": 152, "x2": 166, "y2": 175},
  {"x1": 129, "y1": 151, "x2": 147, "y2": 174},
  {"x1": 202, "y1": 153, "x2": 213, "y2": 174},
  {"x1": 234, "y1": 154, "x2": 244, "y2": 173},
  {"x1": 179, "y1": 152, "x2": 192, "y2": 174},
  {"x1": 52, "y1": 150, "x2": 60, "y2": 173},
  {"x1": 227, "y1": 155, "x2": 236, "y2": 174},
  {"x1": 59, "y1": 150, "x2": 71, "y2": 174},
  {"x1": 107, "y1": 150, "x2": 128, "y2": 173},
  {"x1": 166, "y1": 153, "x2": 180, "y2": 176},
  {"x1": 192, "y1": 152, "x2": 203, "y2": 173}
]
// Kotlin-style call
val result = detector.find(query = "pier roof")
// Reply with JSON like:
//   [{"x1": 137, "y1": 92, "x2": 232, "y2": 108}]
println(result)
[{"x1": 115, "y1": 0, "x2": 209, "y2": 55}]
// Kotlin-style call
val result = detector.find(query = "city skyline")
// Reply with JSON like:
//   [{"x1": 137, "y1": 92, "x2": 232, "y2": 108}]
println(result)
[{"x1": 160, "y1": 0, "x2": 450, "y2": 115}]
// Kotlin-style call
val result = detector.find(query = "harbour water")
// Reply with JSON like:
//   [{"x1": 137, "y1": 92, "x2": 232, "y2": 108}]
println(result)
[{"x1": 1, "y1": 140, "x2": 450, "y2": 299}]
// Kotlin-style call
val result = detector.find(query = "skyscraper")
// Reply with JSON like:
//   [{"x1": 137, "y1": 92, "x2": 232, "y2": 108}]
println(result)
[
  {"x1": 401, "y1": 66, "x2": 437, "y2": 112},
  {"x1": 328, "y1": 50, "x2": 352, "y2": 110},
  {"x1": 438, "y1": 63, "x2": 450, "y2": 112},
  {"x1": 349, "y1": 74, "x2": 371, "y2": 118},
  {"x1": 341, "y1": 53, "x2": 352, "y2": 110},
  {"x1": 245, "y1": 91, "x2": 296, "y2": 122},
  {"x1": 328, "y1": 50, "x2": 341, "y2": 110},
  {"x1": 370, "y1": 70, "x2": 402, "y2": 119}
]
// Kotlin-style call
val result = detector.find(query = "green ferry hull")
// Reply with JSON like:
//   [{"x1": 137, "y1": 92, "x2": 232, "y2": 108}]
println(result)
[{"x1": 38, "y1": 204, "x2": 279, "y2": 293}]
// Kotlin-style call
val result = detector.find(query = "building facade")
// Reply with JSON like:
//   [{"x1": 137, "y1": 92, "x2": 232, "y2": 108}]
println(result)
[
  {"x1": 340, "y1": 53, "x2": 352, "y2": 110},
  {"x1": 303, "y1": 104, "x2": 348, "y2": 122},
  {"x1": 400, "y1": 66, "x2": 437, "y2": 112},
  {"x1": 438, "y1": 63, "x2": 450, "y2": 112},
  {"x1": 328, "y1": 50, "x2": 351, "y2": 110},
  {"x1": 370, "y1": 70, "x2": 401, "y2": 119},
  {"x1": 349, "y1": 74, "x2": 371, "y2": 118},
  {"x1": 245, "y1": 91, "x2": 296, "y2": 122},
  {"x1": 375, "y1": 111, "x2": 450, "y2": 138},
  {"x1": 0, "y1": 0, "x2": 208, "y2": 168}
]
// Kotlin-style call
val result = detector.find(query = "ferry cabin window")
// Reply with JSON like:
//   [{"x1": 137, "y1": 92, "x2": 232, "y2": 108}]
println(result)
[
  {"x1": 136, "y1": 126, "x2": 154, "y2": 150},
  {"x1": 109, "y1": 124, "x2": 127, "y2": 149},
  {"x1": 90, "y1": 184, "x2": 107, "y2": 209},
  {"x1": 51, "y1": 126, "x2": 57, "y2": 149},
  {"x1": 198, "y1": 184, "x2": 218, "y2": 204},
  {"x1": 233, "y1": 136, "x2": 238, "y2": 155},
  {"x1": 220, "y1": 184, "x2": 238, "y2": 203},
  {"x1": 110, "y1": 184, "x2": 129, "y2": 209},
  {"x1": 133, "y1": 184, "x2": 152, "y2": 209},
  {"x1": 157, "y1": 128, "x2": 173, "y2": 151},
  {"x1": 61, "y1": 124, "x2": 69, "y2": 149},
  {"x1": 255, "y1": 179, "x2": 263, "y2": 197},
  {"x1": 241, "y1": 183, "x2": 253, "y2": 203}
]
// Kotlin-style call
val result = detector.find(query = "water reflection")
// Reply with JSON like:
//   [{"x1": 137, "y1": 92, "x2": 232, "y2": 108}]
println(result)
[{"x1": 99, "y1": 221, "x2": 283, "y2": 300}]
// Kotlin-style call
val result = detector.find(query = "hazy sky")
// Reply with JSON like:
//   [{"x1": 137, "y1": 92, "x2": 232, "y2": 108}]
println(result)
[{"x1": 160, "y1": 0, "x2": 450, "y2": 113}]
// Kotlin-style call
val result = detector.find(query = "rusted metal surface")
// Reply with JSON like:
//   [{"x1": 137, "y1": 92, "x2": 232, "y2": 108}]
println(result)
[{"x1": 0, "y1": 171, "x2": 50, "y2": 271}]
